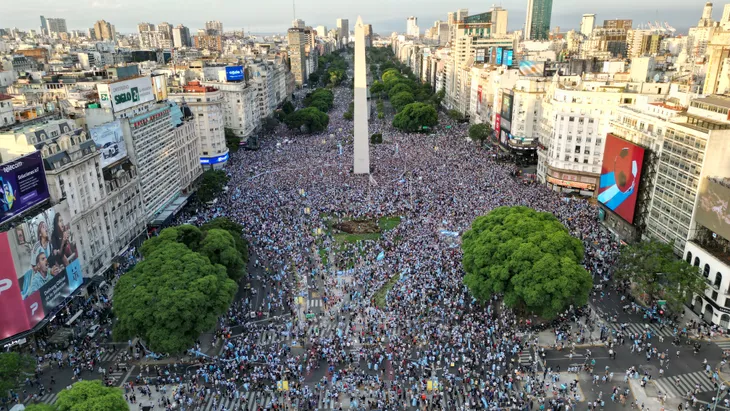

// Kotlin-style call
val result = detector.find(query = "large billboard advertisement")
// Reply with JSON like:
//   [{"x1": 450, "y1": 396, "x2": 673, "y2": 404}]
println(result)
[
  {"x1": 97, "y1": 76, "x2": 155, "y2": 113},
  {"x1": 597, "y1": 134, "x2": 645, "y2": 224},
  {"x1": 225, "y1": 66, "x2": 244, "y2": 82},
  {"x1": 696, "y1": 178, "x2": 730, "y2": 241},
  {"x1": 89, "y1": 120, "x2": 127, "y2": 168},
  {"x1": 519, "y1": 61, "x2": 546, "y2": 77},
  {"x1": 0, "y1": 152, "x2": 50, "y2": 226},
  {"x1": 0, "y1": 202, "x2": 83, "y2": 340},
  {"x1": 500, "y1": 92, "x2": 513, "y2": 122}
]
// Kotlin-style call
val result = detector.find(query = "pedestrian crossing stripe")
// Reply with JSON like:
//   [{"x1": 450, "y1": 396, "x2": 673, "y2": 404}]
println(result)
[
  {"x1": 307, "y1": 298, "x2": 322, "y2": 308},
  {"x1": 652, "y1": 370, "x2": 718, "y2": 398},
  {"x1": 21, "y1": 392, "x2": 59, "y2": 404},
  {"x1": 715, "y1": 341, "x2": 730, "y2": 350},
  {"x1": 609, "y1": 322, "x2": 675, "y2": 338}
]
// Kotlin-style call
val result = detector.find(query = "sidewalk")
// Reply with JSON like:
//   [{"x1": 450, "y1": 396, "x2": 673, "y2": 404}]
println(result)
[{"x1": 628, "y1": 378, "x2": 675, "y2": 411}]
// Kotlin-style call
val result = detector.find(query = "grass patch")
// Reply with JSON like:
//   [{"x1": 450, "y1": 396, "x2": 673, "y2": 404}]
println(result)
[
  {"x1": 378, "y1": 216, "x2": 401, "y2": 231},
  {"x1": 318, "y1": 247, "x2": 328, "y2": 266},
  {"x1": 334, "y1": 232, "x2": 381, "y2": 244},
  {"x1": 374, "y1": 273, "x2": 401, "y2": 309}
]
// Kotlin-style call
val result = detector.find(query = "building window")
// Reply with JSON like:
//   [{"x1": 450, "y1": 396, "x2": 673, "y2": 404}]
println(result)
[
  {"x1": 694, "y1": 257, "x2": 700, "y2": 267},
  {"x1": 715, "y1": 272, "x2": 723, "y2": 289},
  {"x1": 704, "y1": 263, "x2": 710, "y2": 278},
  {"x1": 686, "y1": 252, "x2": 692, "y2": 263}
]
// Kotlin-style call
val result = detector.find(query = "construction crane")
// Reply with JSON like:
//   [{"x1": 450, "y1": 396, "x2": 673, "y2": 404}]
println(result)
[{"x1": 664, "y1": 22, "x2": 676, "y2": 33}]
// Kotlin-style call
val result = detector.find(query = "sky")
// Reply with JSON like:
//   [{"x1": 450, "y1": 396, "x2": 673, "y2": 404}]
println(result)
[{"x1": 4, "y1": 0, "x2": 714, "y2": 35}]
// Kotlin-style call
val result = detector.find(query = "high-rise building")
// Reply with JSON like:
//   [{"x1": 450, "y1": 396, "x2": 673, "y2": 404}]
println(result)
[
  {"x1": 689, "y1": 3, "x2": 717, "y2": 58},
  {"x1": 172, "y1": 25, "x2": 192, "y2": 48},
  {"x1": 169, "y1": 81, "x2": 229, "y2": 169},
  {"x1": 45, "y1": 18, "x2": 67, "y2": 35},
  {"x1": 525, "y1": 0, "x2": 553, "y2": 40},
  {"x1": 703, "y1": 29, "x2": 730, "y2": 95},
  {"x1": 93, "y1": 20, "x2": 115, "y2": 41},
  {"x1": 336, "y1": 19, "x2": 349, "y2": 46},
  {"x1": 580, "y1": 14, "x2": 595, "y2": 37},
  {"x1": 316, "y1": 25, "x2": 328, "y2": 37},
  {"x1": 292, "y1": 19, "x2": 306, "y2": 29},
  {"x1": 603, "y1": 19, "x2": 632, "y2": 30},
  {"x1": 288, "y1": 27, "x2": 307, "y2": 85},
  {"x1": 205, "y1": 20, "x2": 223, "y2": 35},
  {"x1": 194, "y1": 34, "x2": 223, "y2": 52},
  {"x1": 364, "y1": 24, "x2": 373, "y2": 47},
  {"x1": 157, "y1": 22, "x2": 173, "y2": 39},
  {"x1": 138, "y1": 22, "x2": 155, "y2": 34},
  {"x1": 407, "y1": 17, "x2": 420, "y2": 37},
  {"x1": 40, "y1": 16, "x2": 47, "y2": 35},
  {"x1": 490, "y1": 6, "x2": 509, "y2": 36}
]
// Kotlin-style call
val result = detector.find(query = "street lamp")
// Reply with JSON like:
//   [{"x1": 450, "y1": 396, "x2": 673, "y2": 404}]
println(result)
[{"x1": 713, "y1": 384, "x2": 726, "y2": 411}]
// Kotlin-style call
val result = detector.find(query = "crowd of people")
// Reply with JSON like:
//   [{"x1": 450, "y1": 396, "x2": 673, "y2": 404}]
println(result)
[{"x1": 137, "y1": 77, "x2": 628, "y2": 411}]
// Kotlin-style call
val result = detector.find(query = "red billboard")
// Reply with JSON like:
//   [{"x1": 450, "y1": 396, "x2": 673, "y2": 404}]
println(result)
[
  {"x1": 0, "y1": 201, "x2": 83, "y2": 341},
  {"x1": 597, "y1": 134, "x2": 645, "y2": 224}
]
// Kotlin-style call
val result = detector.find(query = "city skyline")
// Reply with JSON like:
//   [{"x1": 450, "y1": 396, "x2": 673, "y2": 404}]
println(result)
[{"x1": 4, "y1": 0, "x2": 719, "y2": 35}]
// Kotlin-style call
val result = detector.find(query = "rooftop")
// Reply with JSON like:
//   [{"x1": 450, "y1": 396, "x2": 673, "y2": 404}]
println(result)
[
  {"x1": 0, "y1": 94, "x2": 12, "y2": 101},
  {"x1": 693, "y1": 94, "x2": 730, "y2": 109}
]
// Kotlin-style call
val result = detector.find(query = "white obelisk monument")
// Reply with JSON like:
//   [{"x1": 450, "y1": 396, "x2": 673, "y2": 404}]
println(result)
[{"x1": 353, "y1": 16, "x2": 370, "y2": 174}]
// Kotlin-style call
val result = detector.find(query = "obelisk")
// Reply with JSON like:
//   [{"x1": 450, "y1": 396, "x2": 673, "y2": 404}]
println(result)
[{"x1": 353, "y1": 16, "x2": 370, "y2": 174}]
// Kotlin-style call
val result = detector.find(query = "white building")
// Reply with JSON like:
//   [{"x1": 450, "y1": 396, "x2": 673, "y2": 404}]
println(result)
[
  {"x1": 407, "y1": 17, "x2": 420, "y2": 37},
  {"x1": 169, "y1": 81, "x2": 229, "y2": 169},
  {"x1": 0, "y1": 119, "x2": 146, "y2": 277},
  {"x1": 580, "y1": 14, "x2": 596, "y2": 38},
  {"x1": 0, "y1": 94, "x2": 13, "y2": 127},
  {"x1": 201, "y1": 80, "x2": 260, "y2": 139}
]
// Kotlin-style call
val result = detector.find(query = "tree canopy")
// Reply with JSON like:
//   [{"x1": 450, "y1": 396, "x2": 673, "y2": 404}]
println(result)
[
  {"x1": 224, "y1": 128, "x2": 239, "y2": 153},
  {"x1": 25, "y1": 405, "x2": 58, "y2": 411},
  {"x1": 55, "y1": 380, "x2": 129, "y2": 411},
  {"x1": 614, "y1": 239, "x2": 708, "y2": 314},
  {"x1": 392, "y1": 102, "x2": 438, "y2": 132},
  {"x1": 469, "y1": 123, "x2": 493, "y2": 145},
  {"x1": 199, "y1": 229, "x2": 246, "y2": 281},
  {"x1": 390, "y1": 91, "x2": 415, "y2": 112},
  {"x1": 284, "y1": 107, "x2": 330, "y2": 133},
  {"x1": 281, "y1": 101, "x2": 295, "y2": 115},
  {"x1": 303, "y1": 88, "x2": 335, "y2": 112},
  {"x1": 462, "y1": 206, "x2": 592, "y2": 319},
  {"x1": 200, "y1": 217, "x2": 250, "y2": 263},
  {"x1": 197, "y1": 169, "x2": 229, "y2": 204},
  {"x1": 388, "y1": 83, "x2": 413, "y2": 99},
  {"x1": 370, "y1": 81, "x2": 385, "y2": 95},
  {"x1": 0, "y1": 352, "x2": 35, "y2": 401},
  {"x1": 113, "y1": 242, "x2": 237, "y2": 353}
]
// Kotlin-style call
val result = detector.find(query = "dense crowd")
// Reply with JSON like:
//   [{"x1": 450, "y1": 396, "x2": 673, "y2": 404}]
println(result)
[{"x1": 147, "y1": 81, "x2": 625, "y2": 411}]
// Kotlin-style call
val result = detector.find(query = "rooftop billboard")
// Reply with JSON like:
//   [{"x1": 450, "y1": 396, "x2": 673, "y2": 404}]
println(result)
[
  {"x1": 696, "y1": 178, "x2": 730, "y2": 241},
  {"x1": 0, "y1": 201, "x2": 83, "y2": 340},
  {"x1": 0, "y1": 151, "x2": 50, "y2": 226},
  {"x1": 89, "y1": 120, "x2": 127, "y2": 168},
  {"x1": 97, "y1": 76, "x2": 155, "y2": 113},
  {"x1": 597, "y1": 134, "x2": 645, "y2": 224},
  {"x1": 225, "y1": 66, "x2": 244, "y2": 82}
]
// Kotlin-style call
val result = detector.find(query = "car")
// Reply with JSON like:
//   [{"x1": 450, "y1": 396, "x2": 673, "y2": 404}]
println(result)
[
  {"x1": 101, "y1": 142, "x2": 118, "y2": 159},
  {"x1": 86, "y1": 324, "x2": 101, "y2": 339}
]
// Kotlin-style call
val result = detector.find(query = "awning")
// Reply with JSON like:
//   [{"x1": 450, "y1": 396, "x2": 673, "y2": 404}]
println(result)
[{"x1": 65, "y1": 309, "x2": 83, "y2": 326}]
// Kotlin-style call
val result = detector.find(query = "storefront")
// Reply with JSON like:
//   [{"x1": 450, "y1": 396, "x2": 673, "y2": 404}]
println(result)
[{"x1": 546, "y1": 167, "x2": 598, "y2": 196}]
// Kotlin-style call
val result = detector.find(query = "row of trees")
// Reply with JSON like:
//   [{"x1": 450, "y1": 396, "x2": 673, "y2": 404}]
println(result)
[
  {"x1": 310, "y1": 52, "x2": 348, "y2": 88},
  {"x1": 113, "y1": 218, "x2": 248, "y2": 353},
  {"x1": 281, "y1": 89, "x2": 332, "y2": 134}
]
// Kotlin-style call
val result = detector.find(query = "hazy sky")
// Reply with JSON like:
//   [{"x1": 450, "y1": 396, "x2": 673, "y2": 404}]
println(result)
[{"x1": 5, "y1": 0, "x2": 714, "y2": 35}]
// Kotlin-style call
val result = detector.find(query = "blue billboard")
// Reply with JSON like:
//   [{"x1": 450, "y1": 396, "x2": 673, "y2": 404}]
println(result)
[
  {"x1": 495, "y1": 48, "x2": 503, "y2": 65},
  {"x1": 504, "y1": 50, "x2": 514, "y2": 67},
  {"x1": 200, "y1": 152, "x2": 229, "y2": 165},
  {"x1": 225, "y1": 66, "x2": 244, "y2": 82},
  {"x1": 0, "y1": 151, "x2": 50, "y2": 226}
]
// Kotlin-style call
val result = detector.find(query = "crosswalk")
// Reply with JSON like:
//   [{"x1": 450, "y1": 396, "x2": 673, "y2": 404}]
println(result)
[
  {"x1": 307, "y1": 298, "x2": 323, "y2": 309},
  {"x1": 19, "y1": 391, "x2": 60, "y2": 405},
  {"x1": 652, "y1": 371, "x2": 718, "y2": 398},
  {"x1": 609, "y1": 322, "x2": 675, "y2": 338},
  {"x1": 714, "y1": 340, "x2": 730, "y2": 351}
]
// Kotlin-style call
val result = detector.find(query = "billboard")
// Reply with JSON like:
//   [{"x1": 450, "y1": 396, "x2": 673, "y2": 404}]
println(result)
[
  {"x1": 226, "y1": 66, "x2": 244, "y2": 82},
  {"x1": 597, "y1": 134, "x2": 645, "y2": 224},
  {"x1": 89, "y1": 120, "x2": 127, "y2": 168},
  {"x1": 504, "y1": 50, "x2": 514, "y2": 66},
  {"x1": 0, "y1": 152, "x2": 50, "y2": 226},
  {"x1": 97, "y1": 76, "x2": 155, "y2": 113},
  {"x1": 0, "y1": 201, "x2": 83, "y2": 340},
  {"x1": 519, "y1": 61, "x2": 546, "y2": 77},
  {"x1": 500, "y1": 92, "x2": 513, "y2": 122},
  {"x1": 152, "y1": 75, "x2": 168, "y2": 102},
  {"x1": 495, "y1": 48, "x2": 503, "y2": 65},
  {"x1": 200, "y1": 152, "x2": 229, "y2": 165},
  {"x1": 696, "y1": 178, "x2": 730, "y2": 241}
]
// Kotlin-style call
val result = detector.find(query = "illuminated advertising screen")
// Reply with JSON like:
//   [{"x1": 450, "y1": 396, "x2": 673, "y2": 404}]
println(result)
[
  {"x1": 0, "y1": 151, "x2": 50, "y2": 226},
  {"x1": 0, "y1": 201, "x2": 83, "y2": 340},
  {"x1": 200, "y1": 152, "x2": 229, "y2": 165},
  {"x1": 225, "y1": 66, "x2": 244, "y2": 82},
  {"x1": 495, "y1": 48, "x2": 503, "y2": 65},
  {"x1": 696, "y1": 178, "x2": 730, "y2": 241},
  {"x1": 504, "y1": 50, "x2": 514, "y2": 66},
  {"x1": 519, "y1": 61, "x2": 546, "y2": 77},
  {"x1": 500, "y1": 93, "x2": 513, "y2": 121},
  {"x1": 89, "y1": 120, "x2": 127, "y2": 168},
  {"x1": 597, "y1": 134, "x2": 645, "y2": 224}
]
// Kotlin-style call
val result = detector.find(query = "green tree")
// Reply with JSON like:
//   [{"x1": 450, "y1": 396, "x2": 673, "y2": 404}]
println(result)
[
  {"x1": 469, "y1": 123, "x2": 493, "y2": 146},
  {"x1": 304, "y1": 88, "x2": 334, "y2": 111},
  {"x1": 392, "y1": 102, "x2": 438, "y2": 132},
  {"x1": 430, "y1": 89, "x2": 446, "y2": 107},
  {"x1": 200, "y1": 217, "x2": 250, "y2": 263},
  {"x1": 447, "y1": 109, "x2": 464, "y2": 121},
  {"x1": 388, "y1": 83, "x2": 413, "y2": 99},
  {"x1": 370, "y1": 81, "x2": 385, "y2": 95},
  {"x1": 0, "y1": 352, "x2": 35, "y2": 401},
  {"x1": 308, "y1": 98, "x2": 330, "y2": 113},
  {"x1": 381, "y1": 68, "x2": 400, "y2": 83},
  {"x1": 176, "y1": 224, "x2": 203, "y2": 251},
  {"x1": 308, "y1": 71, "x2": 320, "y2": 85},
  {"x1": 343, "y1": 111, "x2": 353, "y2": 120},
  {"x1": 390, "y1": 91, "x2": 415, "y2": 112},
  {"x1": 113, "y1": 242, "x2": 237, "y2": 353},
  {"x1": 197, "y1": 169, "x2": 229, "y2": 204},
  {"x1": 261, "y1": 116, "x2": 279, "y2": 133},
  {"x1": 614, "y1": 239, "x2": 708, "y2": 314},
  {"x1": 224, "y1": 128, "x2": 239, "y2": 153},
  {"x1": 462, "y1": 206, "x2": 592, "y2": 319},
  {"x1": 55, "y1": 380, "x2": 129, "y2": 411},
  {"x1": 200, "y1": 229, "x2": 245, "y2": 281},
  {"x1": 284, "y1": 108, "x2": 330, "y2": 133},
  {"x1": 370, "y1": 133, "x2": 383, "y2": 144},
  {"x1": 281, "y1": 101, "x2": 295, "y2": 115}
]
